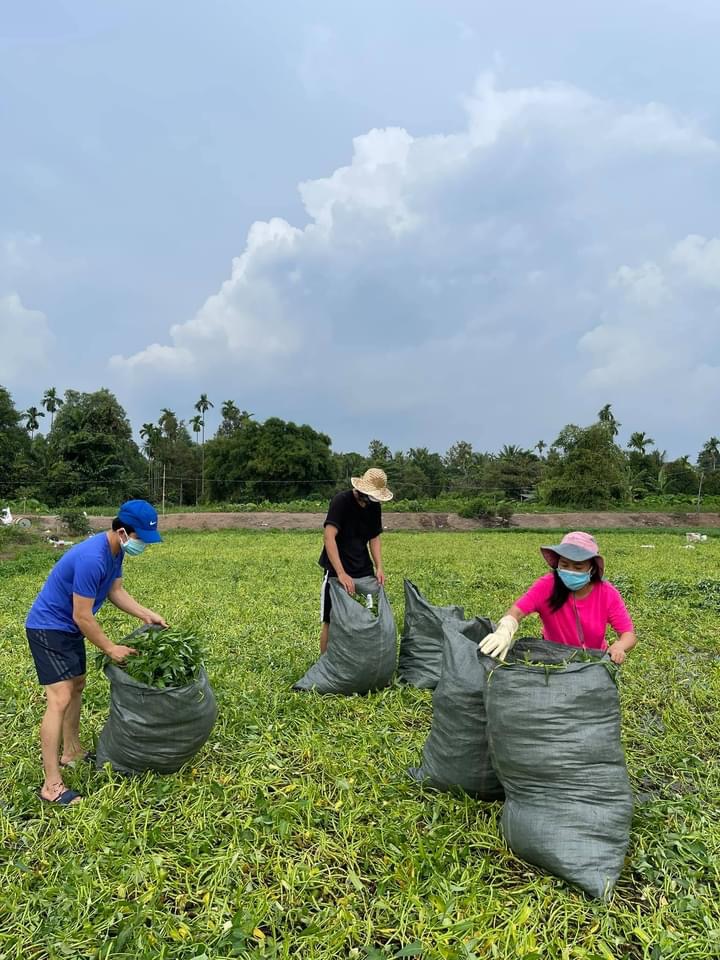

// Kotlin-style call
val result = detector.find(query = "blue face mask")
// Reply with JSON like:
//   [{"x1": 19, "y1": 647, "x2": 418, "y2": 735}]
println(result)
[
  {"x1": 558, "y1": 569, "x2": 591, "y2": 591},
  {"x1": 121, "y1": 537, "x2": 147, "y2": 557}
]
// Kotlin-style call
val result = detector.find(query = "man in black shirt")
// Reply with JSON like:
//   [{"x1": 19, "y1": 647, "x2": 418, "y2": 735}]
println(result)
[{"x1": 318, "y1": 467, "x2": 393, "y2": 652}]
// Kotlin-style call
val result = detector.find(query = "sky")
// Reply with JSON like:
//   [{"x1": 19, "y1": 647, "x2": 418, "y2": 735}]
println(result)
[{"x1": 2, "y1": 0, "x2": 719, "y2": 458}]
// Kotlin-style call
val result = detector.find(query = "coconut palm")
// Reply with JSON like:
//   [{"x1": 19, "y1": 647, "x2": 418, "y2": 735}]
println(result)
[
  {"x1": 24, "y1": 406, "x2": 45, "y2": 439},
  {"x1": 41, "y1": 387, "x2": 63, "y2": 429},
  {"x1": 628, "y1": 431, "x2": 655, "y2": 455},
  {"x1": 535, "y1": 440, "x2": 547, "y2": 458}
]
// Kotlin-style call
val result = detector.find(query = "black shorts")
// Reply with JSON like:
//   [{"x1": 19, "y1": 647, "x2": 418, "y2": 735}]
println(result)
[
  {"x1": 26, "y1": 628, "x2": 86, "y2": 685},
  {"x1": 319, "y1": 571, "x2": 376, "y2": 623}
]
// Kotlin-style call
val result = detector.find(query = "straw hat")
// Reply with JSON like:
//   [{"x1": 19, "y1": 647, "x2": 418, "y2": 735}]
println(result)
[
  {"x1": 540, "y1": 531, "x2": 604, "y2": 578},
  {"x1": 351, "y1": 468, "x2": 394, "y2": 502}
]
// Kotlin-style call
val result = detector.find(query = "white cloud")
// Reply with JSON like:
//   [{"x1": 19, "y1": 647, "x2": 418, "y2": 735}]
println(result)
[
  {"x1": 671, "y1": 234, "x2": 720, "y2": 288},
  {"x1": 112, "y1": 74, "x2": 720, "y2": 448},
  {"x1": 606, "y1": 102, "x2": 718, "y2": 155},
  {"x1": 0, "y1": 293, "x2": 53, "y2": 382},
  {"x1": 578, "y1": 321, "x2": 676, "y2": 387},
  {"x1": 613, "y1": 262, "x2": 669, "y2": 307},
  {"x1": 110, "y1": 342, "x2": 195, "y2": 374}
]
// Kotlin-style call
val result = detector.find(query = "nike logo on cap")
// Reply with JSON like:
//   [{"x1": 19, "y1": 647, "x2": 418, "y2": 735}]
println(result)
[{"x1": 149, "y1": 521, "x2": 157, "y2": 526}]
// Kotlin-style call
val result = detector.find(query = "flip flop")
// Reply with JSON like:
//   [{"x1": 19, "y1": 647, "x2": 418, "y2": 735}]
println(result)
[
  {"x1": 59, "y1": 751, "x2": 96, "y2": 768},
  {"x1": 37, "y1": 787, "x2": 82, "y2": 806}
]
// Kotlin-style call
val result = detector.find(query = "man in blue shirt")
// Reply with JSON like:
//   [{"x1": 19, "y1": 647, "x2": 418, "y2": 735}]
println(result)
[{"x1": 25, "y1": 499, "x2": 167, "y2": 805}]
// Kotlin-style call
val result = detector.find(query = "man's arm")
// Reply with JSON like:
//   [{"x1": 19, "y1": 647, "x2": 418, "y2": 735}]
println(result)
[
  {"x1": 368, "y1": 536, "x2": 385, "y2": 586},
  {"x1": 108, "y1": 579, "x2": 167, "y2": 626},
  {"x1": 72, "y1": 594, "x2": 137, "y2": 663},
  {"x1": 323, "y1": 526, "x2": 355, "y2": 593}
]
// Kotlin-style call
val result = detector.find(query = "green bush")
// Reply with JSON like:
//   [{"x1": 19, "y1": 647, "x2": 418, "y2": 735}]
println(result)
[
  {"x1": 458, "y1": 497, "x2": 496, "y2": 520},
  {"x1": 495, "y1": 501, "x2": 514, "y2": 522},
  {"x1": 58, "y1": 509, "x2": 92, "y2": 537}
]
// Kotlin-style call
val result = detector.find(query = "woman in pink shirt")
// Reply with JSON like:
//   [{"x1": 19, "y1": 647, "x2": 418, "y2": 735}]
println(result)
[{"x1": 479, "y1": 531, "x2": 637, "y2": 665}]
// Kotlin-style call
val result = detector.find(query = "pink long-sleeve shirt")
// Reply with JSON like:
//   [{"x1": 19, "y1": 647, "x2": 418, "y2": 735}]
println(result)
[{"x1": 515, "y1": 573, "x2": 633, "y2": 650}]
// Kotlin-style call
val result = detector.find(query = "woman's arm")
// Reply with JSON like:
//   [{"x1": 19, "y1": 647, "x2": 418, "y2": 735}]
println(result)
[
  {"x1": 479, "y1": 604, "x2": 528, "y2": 660},
  {"x1": 606, "y1": 585, "x2": 636, "y2": 664},
  {"x1": 607, "y1": 630, "x2": 636, "y2": 664}
]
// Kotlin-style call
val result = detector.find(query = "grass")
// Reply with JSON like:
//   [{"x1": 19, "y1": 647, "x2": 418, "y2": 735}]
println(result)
[{"x1": 1, "y1": 530, "x2": 719, "y2": 959}]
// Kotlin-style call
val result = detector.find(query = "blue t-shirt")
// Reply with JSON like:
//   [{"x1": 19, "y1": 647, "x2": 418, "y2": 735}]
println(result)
[{"x1": 26, "y1": 533, "x2": 124, "y2": 634}]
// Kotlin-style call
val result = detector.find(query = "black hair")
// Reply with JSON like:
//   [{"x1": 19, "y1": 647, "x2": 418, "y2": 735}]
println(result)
[
  {"x1": 112, "y1": 517, "x2": 135, "y2": 535},
  {"x1": 548, "y1": 561, "x2": 602, "y2": 612}
]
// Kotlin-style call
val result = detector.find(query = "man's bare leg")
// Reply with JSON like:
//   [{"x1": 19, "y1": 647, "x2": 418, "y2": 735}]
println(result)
[
  {"x1": 40, "y1": 679, "x2": 81, "y2": 803},
  {"x1": 60, "y1": 674, "x2": 87, "y2": 765}
]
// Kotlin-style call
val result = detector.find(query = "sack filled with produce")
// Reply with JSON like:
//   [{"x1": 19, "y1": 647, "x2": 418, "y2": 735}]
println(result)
[
  {"x1": 293, "y1": 576, "x2": 397, "y2": 694},
  {"x1": 398, "y1": 579, "x2": 465, "y2": 689},
  {"x1": 408, "y1": 617, "x2": 503, "y2": 799},
  {"x1": 96, "y1": 624, "x2": 217, "y2": 775},
  {"x1": 479, "y1": 637, "x2": 633, "y2": 899}
]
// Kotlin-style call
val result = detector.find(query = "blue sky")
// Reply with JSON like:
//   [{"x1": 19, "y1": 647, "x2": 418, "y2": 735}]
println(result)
[{"x1": 2, "y1": 0, "x2": 719, "y2": 457}]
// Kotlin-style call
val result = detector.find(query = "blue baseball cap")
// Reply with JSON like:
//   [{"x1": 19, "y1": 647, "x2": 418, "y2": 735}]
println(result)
[{"x1": 117, "y1": 499, "x2": 162, "y2": 543}]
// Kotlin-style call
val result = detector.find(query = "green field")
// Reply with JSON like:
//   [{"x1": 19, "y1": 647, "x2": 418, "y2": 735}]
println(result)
[{"x1": 1, "y1": 531, "x2": 719, "y2": 960}]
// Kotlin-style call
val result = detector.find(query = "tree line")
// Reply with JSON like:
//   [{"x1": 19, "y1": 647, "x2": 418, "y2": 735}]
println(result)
[{"x1": 1, "y1": 385, "x2": 718, "y2": 510}]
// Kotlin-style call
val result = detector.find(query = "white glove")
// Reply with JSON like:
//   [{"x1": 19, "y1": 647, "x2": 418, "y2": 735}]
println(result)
[{"x1": 479, "y1": 615, "x2": 519, "y2": 661}]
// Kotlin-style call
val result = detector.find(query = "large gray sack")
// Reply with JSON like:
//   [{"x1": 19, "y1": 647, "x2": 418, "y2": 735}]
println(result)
[
  {"x1": 293, "y1": 576, "x2": 397, "y2": 694},
  {"x1": 480, "y1": 638, "x2": 633, "y2": 899},
  {"x1": 96, "y1": 628, "x2": 218, "y2": 775},
  {"x1": 408, "y1": 618, "x2": 504, "y2": 800},
  {"x1": 398, "y1": 579, "x2": 465, "y2": 688}
]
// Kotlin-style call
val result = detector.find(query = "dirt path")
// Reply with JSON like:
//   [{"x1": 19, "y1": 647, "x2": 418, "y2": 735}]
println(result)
[{"x1": 41, "y1": 510, "x2": 720, "y2": 533}]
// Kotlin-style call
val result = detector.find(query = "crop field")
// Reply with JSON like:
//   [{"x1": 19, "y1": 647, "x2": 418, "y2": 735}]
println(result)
[{"x1": 1, "y1": 530, "x2": 719, "y2": 960}]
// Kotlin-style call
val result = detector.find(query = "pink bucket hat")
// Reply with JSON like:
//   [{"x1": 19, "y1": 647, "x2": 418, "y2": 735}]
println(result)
[{"x1": 540, "y1": 531, "x2": 604, "y2": 578}]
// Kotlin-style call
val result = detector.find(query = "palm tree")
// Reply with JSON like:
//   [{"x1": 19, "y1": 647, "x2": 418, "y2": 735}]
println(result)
[
  {"x1": 498, "y1": 444, "x2": 532, "y2": 460},
  {"x1": 190, "y1": 414, "x2": 204, "y2": 443},
  {"x1": 139, "y1": 422, "x2": 161, "y2": 459},
  {"x1": 24, "y1": 406, "x2": 45, "y2": 439},
  {"x1": 158, "y1": 408, "x2": 179, "y2": 440},
  {"x1": 597, "y1": 403, "x2": 621, "y2": 438},
  {"x1": 41, "y1": 387, "x2": 63, "y2": 429},
  {"x1": 221, "y1": 399, "x2": 239, "y2": 422},
  {"x1": 194, "y1": 394, "x2": 214, "y2": 495},
  {"x1": 627, "y1": 431, "x2": 655, "y2": 456},
  {"x1": 535, "y1": 440, "x2": 547, "y2": 458},
  {"x1": 194, "y1": 394, "x2": 214, "y2": 442},
  {"x1": 700, "y1": 436, "x2": 720, "y2": 471}
]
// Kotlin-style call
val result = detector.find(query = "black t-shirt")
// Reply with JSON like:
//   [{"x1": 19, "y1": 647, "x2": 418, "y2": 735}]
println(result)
[{"x1": 318, "y1": 490, "x2": 383, "y2": 577}]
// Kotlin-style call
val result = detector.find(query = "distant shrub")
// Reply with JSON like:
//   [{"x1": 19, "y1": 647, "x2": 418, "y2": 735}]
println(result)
[
  {"x1": 59, "y1": 509, "x2": 92, "y2": 537},
  {"x1": 495, "y1": 501, "x2": 514, "y2": 523},
  {"x1": 458, "y1": 498, "x2": 496, "y2": 520}
]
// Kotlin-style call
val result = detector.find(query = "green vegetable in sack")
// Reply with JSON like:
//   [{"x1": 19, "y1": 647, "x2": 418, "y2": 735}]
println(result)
[{"x1": 96, "y1": 626, "x2": 204, "y2": 688}]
